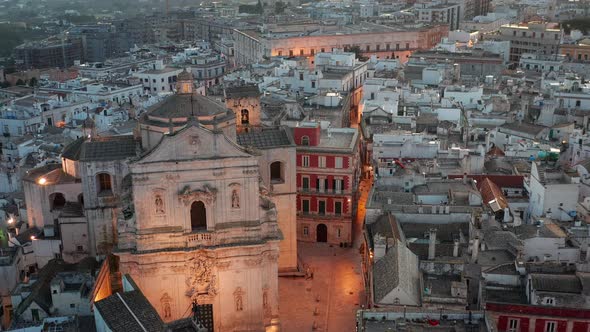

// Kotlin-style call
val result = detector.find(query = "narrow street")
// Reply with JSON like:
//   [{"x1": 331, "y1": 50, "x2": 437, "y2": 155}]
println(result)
[{"x1": 279, "y1": 177, "x2": 372, "y2": 331}]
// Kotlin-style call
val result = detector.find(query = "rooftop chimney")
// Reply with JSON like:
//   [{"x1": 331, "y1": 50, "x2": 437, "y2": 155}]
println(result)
[
  {"x1": 453, "y1": 239, "x2": 460, "y2": 257},
  {"x1": 428, "y1": 228, "x2": 437, "y2": 260},
  {"x1": 503, "y1": 207, "x2": 512, "y2": 223},
  {"x1": 471, "y1": 237, "x2": 480, "y2": 263}
]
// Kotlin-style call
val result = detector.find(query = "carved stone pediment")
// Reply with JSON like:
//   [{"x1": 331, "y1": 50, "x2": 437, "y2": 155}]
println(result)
[
  {"x1": 178, "y1": 184, "x2": 217, "y2": 206},
  {"x1": 134, "y1": 125, "x2": 252, "y2": 164}
]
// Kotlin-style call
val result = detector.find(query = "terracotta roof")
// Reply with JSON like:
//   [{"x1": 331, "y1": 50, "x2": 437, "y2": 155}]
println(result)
[
  {"x1": 448, "y1": 174, "x2": 524, "y2": 189},
  {"x1": 487, "y1": 146, "x2": 505, "y2": 156},
  {"x1": 480, "y1": 177, "x2": 508, "y2": 212}
]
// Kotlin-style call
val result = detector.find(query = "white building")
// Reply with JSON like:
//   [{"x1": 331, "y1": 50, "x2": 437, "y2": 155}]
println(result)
[
  {"x1": 50, "y1": 272, "x2": 93, "y2": 316},
  {"x1": 514, "y1": 221, "x2": 580, "y2": 263},
  {"x1": 373, "y1": 132, "x2": 440, "y2": 163},
  {"x1": 526, "y1": 162, "x2": 580, "y2": 221},
  {"x1": 443, "y1": 85, "x2": 483, "y2": 109},
  {"x1": 415, "y1": 2, "x2": 462, "y2": 30},
  {"x1": 135, "y1": 60, "x2": 184, "y2": 94},
  {"x1": 519, "y1": 53, "x2": 564, "y2": 72}
]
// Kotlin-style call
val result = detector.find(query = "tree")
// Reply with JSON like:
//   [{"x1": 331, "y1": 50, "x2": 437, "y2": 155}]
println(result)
[
  {"x1": 275, "y1": 1, "x2": 287, "y2": 14},
  {"x1": 239, "y1": 0, "x2": 263, "y2": 14},
  {"x1": 15, "y1": 79, "x2": 25, "y2": 86},
  {"x1": 561, "y1": 18, "x2": 590, "y2": 35},
  {"x1": 28, "y1": 77, "x2": 38, "y2": 87},
  {"x1": 257, "y1": 0, "x2": 264, "y2": 13},
  {"x1": 348, "y1": 45, "x2": 368, "y2": 61}
]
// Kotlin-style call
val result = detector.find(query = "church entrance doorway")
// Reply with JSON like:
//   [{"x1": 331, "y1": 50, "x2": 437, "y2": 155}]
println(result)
[
  {"x1": 317, "y1": 224, "x2": 328, "y2": 242},
  {"x1": 190, "y1": 201, "x2": 207, "y2": 231}
]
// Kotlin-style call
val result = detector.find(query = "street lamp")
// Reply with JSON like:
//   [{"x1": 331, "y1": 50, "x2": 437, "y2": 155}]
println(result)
[{"x1": 38, "y1": 177, "x2": 47, "y2": 185}]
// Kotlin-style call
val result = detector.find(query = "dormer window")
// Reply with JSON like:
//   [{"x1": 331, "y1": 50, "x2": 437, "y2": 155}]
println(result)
[{"x1": 301, "y1": 136, "x2": 310, "y2": 146}]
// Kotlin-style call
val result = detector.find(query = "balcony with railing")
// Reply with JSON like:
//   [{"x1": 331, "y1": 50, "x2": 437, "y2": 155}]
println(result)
[
  {"x1": 298, "y1": 187, "x2": 350, "y2": 195},
  {"x1": 297, "y1": 209, "x2": 350, "y2": 219},
  {"x1": 186, "y1": 231, "x2": 216, "y2": 247}
]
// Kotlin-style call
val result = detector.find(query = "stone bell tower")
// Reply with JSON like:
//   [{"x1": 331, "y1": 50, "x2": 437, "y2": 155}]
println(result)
[
  {"x1": 82, "y1": 112, "x2": 96, "y2": 139},
  {"x1": 224, "y1": 85, "x2": 261, "y2": 133},
  {"x1": 176, "y1": 69, "x2": 194, "y2": 94}
]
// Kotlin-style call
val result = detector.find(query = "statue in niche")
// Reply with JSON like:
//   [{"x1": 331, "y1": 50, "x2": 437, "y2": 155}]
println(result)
[
  {"x1": 155, "y1": 194, "x2": 165, "y2": 214},
  {"x1": 234, "y1": 287, "x2": 244, "y2": 312},
  {"x1": 231, "y1": 189, "x2": 240, "y2": 209},
  {"x1": 236, "y1": 295, "x2": 243, "y2": 311},
  {"x1": 160, "y1": 293, "x2": 172, "y2": 318}
]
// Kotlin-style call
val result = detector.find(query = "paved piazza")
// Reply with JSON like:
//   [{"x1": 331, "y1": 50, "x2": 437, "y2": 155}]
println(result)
[{"x1": 279, "y1": 178, "x2": 372, "y2": 331}]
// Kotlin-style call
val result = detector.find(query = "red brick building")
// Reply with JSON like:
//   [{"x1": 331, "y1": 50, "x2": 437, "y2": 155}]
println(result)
[
  {"x1": 293, "y1": 122, "x2": 360, "y2": 245},
  {"x1": 486, "y1": 302, "x2": 590, "y2": 332}
]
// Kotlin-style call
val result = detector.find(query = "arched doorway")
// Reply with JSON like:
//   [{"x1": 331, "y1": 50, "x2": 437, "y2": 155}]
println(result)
[
  {"x1": 49, "y1": 193, "x2": 66, "y2": 211},
  {"x1": 316, "y1": 224, "x2": 328, "y2": 242},
  {"x1": 241, "y1": 109, "x2": 249, "y2": 125},
  {"x1": 190, "y1": 201, "x2": 207, "y2": 231}
]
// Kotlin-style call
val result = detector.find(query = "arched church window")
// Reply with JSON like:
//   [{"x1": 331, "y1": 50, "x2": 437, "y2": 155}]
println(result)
[
  {"x1": 49, "y1": 193, "x2": 66, "y2": 211},
  {"x1": 241, "y1": 109, "x2": 250, "y2": 125},
  {"x1": 96, "y1": 173, "x2": 112, "y2": 194},
  {"x1": 270, "y1": 161, "x2": 284, "y2": 183},
  {"x1": 190, "y1": 201, "x2": 207, "y2": 231}
]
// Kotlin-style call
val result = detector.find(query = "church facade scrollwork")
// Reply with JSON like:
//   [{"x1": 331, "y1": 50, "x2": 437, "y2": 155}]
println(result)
[
  {"x1": 178, "y1": 184, "x2": 217, "y2": 206},
  {"x1": 185, "y1": 251, "x2": 217, "y2": 300}
]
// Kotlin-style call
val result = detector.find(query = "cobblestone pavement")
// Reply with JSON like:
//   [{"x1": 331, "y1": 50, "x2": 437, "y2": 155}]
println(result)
[{"x1": 279, "y1": 177, "x2": 373, "y2": 332}]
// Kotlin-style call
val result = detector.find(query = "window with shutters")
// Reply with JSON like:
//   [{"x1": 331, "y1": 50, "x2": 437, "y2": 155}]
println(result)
[
  {"x1": 302, "y1": 155, "x2": 310, "y2": 167},
  {"x1": 508, "y1": 319, "x2": 519, "y2": 332}
]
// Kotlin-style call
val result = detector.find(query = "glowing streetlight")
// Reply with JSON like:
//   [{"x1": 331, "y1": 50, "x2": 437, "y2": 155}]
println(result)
[
  {"x1": 7, "y1": 217, "x2": 14, "y2": 224},
  {"x1": 38, "y1": 177, "x2": 47, "y2": 185},
  {"x1": 30, "y1": 236, "x2": 36, "y2": 241}
]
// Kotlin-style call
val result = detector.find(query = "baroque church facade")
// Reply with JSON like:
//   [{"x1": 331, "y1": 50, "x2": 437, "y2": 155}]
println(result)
[{"x1": 22, "y1": 70, "x2": 295, "y2": 331}]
